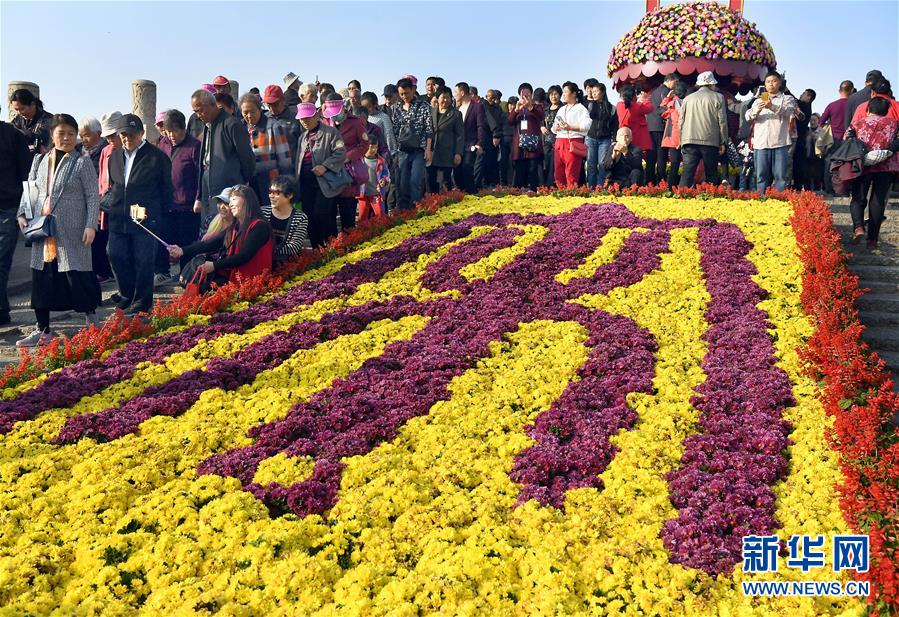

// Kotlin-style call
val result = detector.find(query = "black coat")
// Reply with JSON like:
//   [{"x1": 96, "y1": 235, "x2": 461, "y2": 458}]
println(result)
[
  {"x1": 0, "y1": 122, "x2": 30, "y2": 210},
  {"x1": 101, "y1": 142, "x2": 174, "y2": 235},
  {"x1": 196, "y1": 109, "x2": 256, "y2": 205}
]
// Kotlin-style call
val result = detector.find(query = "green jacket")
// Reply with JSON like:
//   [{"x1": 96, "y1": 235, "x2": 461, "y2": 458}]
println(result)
[{"x1": 678, "y1": 87, "x2": 728, "y2": 147}]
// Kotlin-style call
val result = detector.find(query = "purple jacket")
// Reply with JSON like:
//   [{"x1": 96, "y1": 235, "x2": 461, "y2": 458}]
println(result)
[
  {"x1": 460, "y1": 99, "x2": 489, "y2": 150},
  {"x1": 158, "y1": 134, "x2": 201, "y2": 212}
]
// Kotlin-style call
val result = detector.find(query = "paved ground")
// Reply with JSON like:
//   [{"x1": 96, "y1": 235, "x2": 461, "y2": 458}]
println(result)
[
  {"x1": 0, "y1": 236, "x2": 180, "y2": 365},
  {"x1": 0, "y1": 197, "x2": 896, "y2": 386}
]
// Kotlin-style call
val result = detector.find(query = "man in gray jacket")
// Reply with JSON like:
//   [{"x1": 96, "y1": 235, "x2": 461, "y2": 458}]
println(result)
[
  {"x1": 191, "y1": 89, "x2": 255, "y2": 230},
  {"x1": 678, "y1": 71, "x2": 728, "y2": 187}
]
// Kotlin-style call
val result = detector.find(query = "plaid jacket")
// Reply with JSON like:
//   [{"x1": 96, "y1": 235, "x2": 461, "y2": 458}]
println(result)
[{"x1": 245, "y1": 115, "x2": 294, "y2": 182}]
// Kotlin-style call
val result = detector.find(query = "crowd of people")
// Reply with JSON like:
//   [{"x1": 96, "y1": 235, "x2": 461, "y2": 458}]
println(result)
[{"x1": 1, "y1": 67, "x2": 897, "y2": 348}]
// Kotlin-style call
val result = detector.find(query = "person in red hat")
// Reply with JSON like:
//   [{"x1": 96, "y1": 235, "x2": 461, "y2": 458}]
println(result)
[
  {"x1": 212, "y1": 75, "x2": 231, "y2": 95},
  {"x1": 263, "y1": 84, "x2": 301, "y2": 157}
]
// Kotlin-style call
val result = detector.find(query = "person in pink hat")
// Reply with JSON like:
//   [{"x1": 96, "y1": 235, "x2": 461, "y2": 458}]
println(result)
[
  {"x1": 293, "y1": 101, "x2": 346, "y2": 247},
  {"x1": 322, "y1": 93, "x2": 369, "y2": 232},
  {"x1": 153, "y1": 111, "x2": 166, "y2": 145}
]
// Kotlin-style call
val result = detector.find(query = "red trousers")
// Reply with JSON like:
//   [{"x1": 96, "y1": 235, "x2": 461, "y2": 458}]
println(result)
[
  {"x1": 357, "y1": 195, "x2": 384, "y2": 221},
  {"x1": 554, "y1": 137, "x2": 586, "y2": 187}
]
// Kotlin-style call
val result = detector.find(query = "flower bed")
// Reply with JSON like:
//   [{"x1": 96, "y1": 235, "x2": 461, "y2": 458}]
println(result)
[{"x1": 0, "y1": 189, "x2": 894, "y2": 615}]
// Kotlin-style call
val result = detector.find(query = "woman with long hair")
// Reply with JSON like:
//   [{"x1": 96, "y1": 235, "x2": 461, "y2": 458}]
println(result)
[{"x1": 168, "y1": 184, "x2": 272, "y2": 291}]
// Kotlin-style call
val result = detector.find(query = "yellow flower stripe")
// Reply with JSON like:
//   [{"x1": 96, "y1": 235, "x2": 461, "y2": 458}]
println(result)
[
  {"x1": 459, "y1": 224, "x2": 548, "y2": 282},
  {"x1": 555, "y1": 226, "x2": 650, "y2": 284},
  {"x1": 0, "y1": 315, "x2": 429, "y2": 614}
]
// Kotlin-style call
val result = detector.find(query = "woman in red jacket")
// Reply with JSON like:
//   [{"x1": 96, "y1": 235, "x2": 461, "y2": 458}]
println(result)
[
  {"x1": 616, "y1": 85, "x2": 655, "y2": 170},
  {"x1": 168, "y1": 184, "x2": 272, "y2": 291},
  {"x1": 659, "y1": 81, "x2": 687, "y2": 186}
]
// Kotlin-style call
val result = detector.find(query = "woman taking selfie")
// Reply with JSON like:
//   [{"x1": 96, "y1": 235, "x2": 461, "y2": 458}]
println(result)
[
  {"x1": 167, "y1": 184, "x2": 272, "y2": 291},
  {"x1": 16, "y1": 113, "x2": 101, "y2": 347}
]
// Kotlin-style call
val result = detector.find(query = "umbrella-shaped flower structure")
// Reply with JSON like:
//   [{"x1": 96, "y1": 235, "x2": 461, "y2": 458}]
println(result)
[{"x1": 608, "y1": 1, "x2": 776, "y2": 94}]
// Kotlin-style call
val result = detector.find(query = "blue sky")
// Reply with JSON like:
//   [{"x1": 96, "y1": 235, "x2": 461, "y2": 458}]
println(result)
[{"x1": 2, "y1": 0, "x2": 897, "y2": 122}]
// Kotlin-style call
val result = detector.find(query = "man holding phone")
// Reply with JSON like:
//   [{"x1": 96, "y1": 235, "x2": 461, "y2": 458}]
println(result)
[{"x1": 745, "y1": 71, "x2": 797, "y2": 195}]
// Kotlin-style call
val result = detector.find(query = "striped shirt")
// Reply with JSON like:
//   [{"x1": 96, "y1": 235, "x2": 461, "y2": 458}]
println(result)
[{"x1": 261, "y1": 203, "x2": 311, "y2": 264}]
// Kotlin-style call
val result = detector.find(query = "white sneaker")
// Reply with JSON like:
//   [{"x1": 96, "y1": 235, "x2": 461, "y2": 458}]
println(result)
[{"x1": 16, "y1": 326, "x2": 56, "y2": 348}]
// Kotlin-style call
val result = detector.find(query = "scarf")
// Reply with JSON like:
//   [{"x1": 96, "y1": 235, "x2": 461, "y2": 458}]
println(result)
[{"x1": 42, "y1": 150, "x2": 68, "y2": 263}]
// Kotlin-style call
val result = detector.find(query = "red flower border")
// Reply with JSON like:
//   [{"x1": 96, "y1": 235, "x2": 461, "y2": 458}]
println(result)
[{"x1": 1, "y1": 184, "x2": 894, "y2": 612}]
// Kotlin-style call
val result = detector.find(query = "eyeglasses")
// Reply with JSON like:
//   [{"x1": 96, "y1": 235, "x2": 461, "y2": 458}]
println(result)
[{"x1": 268, "y1": 189, "x2": 283, "y2": 195}]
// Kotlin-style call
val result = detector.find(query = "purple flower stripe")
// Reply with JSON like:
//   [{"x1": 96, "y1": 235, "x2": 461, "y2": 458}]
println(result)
[
  {"x1": 510, "y1": 308, "x2": 656, "y2": 508},
  {"x1": 198, "y1": 203, "x2": 689, "y2": 518},
  {"x1": 0, "y1": 220, "x2": 482, "y2": 436},
  {"x1": 420, "y1": 225, "x2": 525, "y2": 293},
  {"x1": 660, "y1": 223, "x2": 795, "y2": 575},
  {"x1": 52, "y1": 298, "x2": 429, "y2": 445}
]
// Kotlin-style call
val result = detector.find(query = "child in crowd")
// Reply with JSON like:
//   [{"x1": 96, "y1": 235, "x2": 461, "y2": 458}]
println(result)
[{"x1": 358, "y1": 136, "x2": 390, "y2": 221}]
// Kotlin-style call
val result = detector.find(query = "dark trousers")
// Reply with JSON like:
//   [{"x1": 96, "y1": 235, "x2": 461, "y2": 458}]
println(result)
[
  {"x1": 513, "y1": 158, "x2": 541, "y2": 191},
  {"x1": 646, "y1": 131, "x2": 663, "y2": 184},
  {"x1": 456, "y1": 154, "x2": 476, "y2": 193},
  {"x1": 499, "y1": 142, "x2": 512, "y2": 186},
  {"x1": 107, "y1": 231, "x2": 157, "y2": 310},
  {"x1": 427, "y1": 166, "x2": 455, "y2": 193},
  {"x1": 0, "y1": 211, "x2": 18, "y2": 314},
  {"x1": 479, "y1": 144, "x2": 499, "y2": 188},
  {"x1": 823, "y1": 138, "x2": 842, "y2": 194},
  {"x1": 91, "y1": 227, "x2": 113, "y2": 279},
  {"x1": 155, "y1": 211, "x2": 201, "y2": 274},
  {"x1": 850, "y1": 172, "x2": 892, "y2": 242},
  {"x1": 300, "y1": 176, "x2": 337, "y2": 247},
  {"x1": 680, "y1": 144, "x2": 720, "y2": 187},
  {"x1": 659, "y1": 146, "x2": 682, "y2": 186},
  {"x1": 336, "y1": 196, "x2": 357, "y2": 232}
]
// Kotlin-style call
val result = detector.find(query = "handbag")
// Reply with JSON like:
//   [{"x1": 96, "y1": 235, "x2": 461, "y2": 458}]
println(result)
[
  {"x1": 322, "y1": 167, "x2": 353, "y2": 193},
  {"x1": 568, "y1": 139, "x2": 588, "y2": 158},
  {"x1": 397, "y1": 119, "x2": 421, "y2": 152},
  {"x1": 181, "y1": 267, "x2": 208, "y2": 300},
  {"x1": 22, "y1": 152, "x2": 73, "y2": 244},
  {"x1": 518, "y1": 133, "x2": 540, "y2": 152}
]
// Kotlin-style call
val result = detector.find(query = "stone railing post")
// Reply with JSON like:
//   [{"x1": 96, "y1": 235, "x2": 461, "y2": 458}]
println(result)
[{"x1": 132, "y1": 79, "x2": 157, "y2": 142}]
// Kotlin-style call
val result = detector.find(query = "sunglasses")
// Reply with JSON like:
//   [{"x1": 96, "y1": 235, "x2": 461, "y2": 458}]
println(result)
[{"x1": 268, "y1": 189, "x2": 283, "y2": 195}]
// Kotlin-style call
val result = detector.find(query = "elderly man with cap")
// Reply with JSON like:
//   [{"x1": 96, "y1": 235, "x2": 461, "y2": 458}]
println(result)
[
  {"x1": 283, "y1": 72, "x2": 302, "y2": 115},
  {"x1": 381, "y1": 84, "x2": 398, "y2": 115},
  {"x1": 295, "y1": 101, "x2": 347, "y2": 247},
  {"x1": 191, "y1": 88, "x2": 256, "y2": 232},
  {"x1": 98, "y1": 111, "x2": 123, "y2": 197},
  {"x1": 264, "y1": 84, "x2": 301, "y2": 155},
  {"x1": 322, "y1": 94, "x2": 369, "y2": 232},
  {"x1": 100, "y1": 114, "x2": 173, "y2": 314},
  {"x1": 678, "y1": 71, "x2": 728, "y2": 187}
]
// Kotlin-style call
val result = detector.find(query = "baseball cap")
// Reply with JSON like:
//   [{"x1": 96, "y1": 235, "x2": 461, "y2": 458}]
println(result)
[
  {"x1": 263, "y1": 85, "x2": 284, "y2": 104},
  {"x1": 212, "y1": 75, "x2": 230, "y2": 86},
  {"x1": 117, "y1": 114, "x2": 144, "y2": 134},
  {"x1": 213, "y1": 188, "x2": 233, "y2": 204},
  {"x1": 382, "y1": 84, "x2": 398, "y2": 97}
]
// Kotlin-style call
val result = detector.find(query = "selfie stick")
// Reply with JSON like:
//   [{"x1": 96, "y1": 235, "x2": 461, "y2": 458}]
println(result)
[{"x1": 133, "y1": 219, "x2": 170, "y2": 247}]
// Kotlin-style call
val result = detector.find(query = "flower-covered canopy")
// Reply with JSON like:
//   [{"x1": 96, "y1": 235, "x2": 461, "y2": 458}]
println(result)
[{"x1": 607, "y1": 1, "x2": 776, "y2": 94}]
